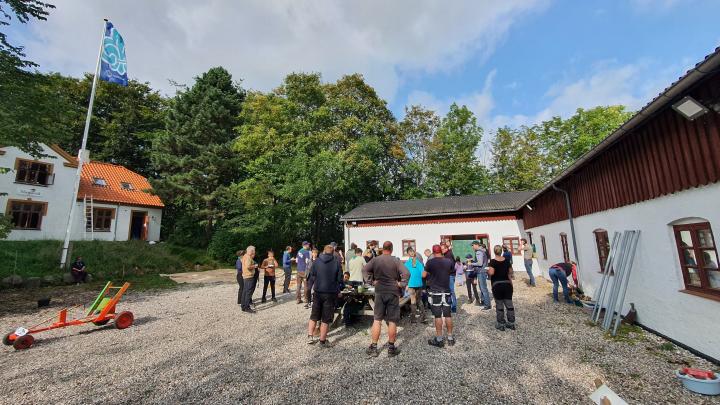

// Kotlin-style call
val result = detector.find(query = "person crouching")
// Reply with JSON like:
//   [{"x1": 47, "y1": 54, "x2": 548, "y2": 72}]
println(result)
[
  {"x1": 424, "y1": 245, "x2": 456, "y2": 347},
  {"x1": 306, "y1": 245, "x2": 343, "y2": 347}
]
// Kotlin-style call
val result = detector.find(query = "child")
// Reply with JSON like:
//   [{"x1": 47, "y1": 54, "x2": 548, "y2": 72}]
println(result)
[
  {"x1": 455, "y1": 256, "x2": 465, "y2": 286},
  {"x1": 260, "y1": 250, "x2": 279, "y2": 303}
]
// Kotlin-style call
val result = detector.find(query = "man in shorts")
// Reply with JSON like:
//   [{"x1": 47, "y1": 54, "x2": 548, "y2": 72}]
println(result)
[
  {"x1": 424, "y1": 245, "x2": 456, "y2": 347},
  {"x1": 306, "y1": 245, "x2": 343, "y2": 347},
  {"x1": 363, "y1": 241, "x2": 410, "y2": 357}
]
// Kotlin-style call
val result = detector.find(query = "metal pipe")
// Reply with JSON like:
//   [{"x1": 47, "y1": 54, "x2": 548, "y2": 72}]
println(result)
[
  {"x1": 592, "y1": 232, "x2": 620, "y2": 322},
  {"x1": 552, "y1": 183, "x2": 580, "y2": 268},
  {"x1": 612, "y1": 230, "x2": 640, "y2": 336}
]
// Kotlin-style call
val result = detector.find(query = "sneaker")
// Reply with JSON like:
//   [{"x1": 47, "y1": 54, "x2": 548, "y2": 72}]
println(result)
[
  {"x1": 428, "y1": 338, "x2": 445, "y2": 348},
  {"x1": 366, "y1": 344, "x2": 380, "y2": 357},
  {"x1": 447, "y1": 337, "x2": 456, "y2": 346},
  {"x1": 387, "y1": 344, "x2": 400, "y2": 357},
  {"x1": 506, "y1": 323, "x2": 516, "y2": 330},
  {"x1": 271, "y1": 298, "x2": 277, "y2": 303},
  {"x1": 482, "y1": 306, "x2": 492, "y2": 311},
  {"x1": 318, "y1": 339, "x2": 333, "y2": 348},
  {"x1": 242, "y1": 308, "x2": 256, "y2": 314},
  {"x1": 307, "y1": 335, "x2": 317, "y2": 344},
  {"x1": 495, "y1": 323, "x2": 506, "y2": 331}
]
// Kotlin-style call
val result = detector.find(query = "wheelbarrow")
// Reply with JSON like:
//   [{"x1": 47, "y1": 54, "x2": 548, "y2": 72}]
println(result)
[{"x1": 3, "y1": 281, "x2": 134, "y2": 350}]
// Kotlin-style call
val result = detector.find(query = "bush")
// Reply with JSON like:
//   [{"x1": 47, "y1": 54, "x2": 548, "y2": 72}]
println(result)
[
  {"x1": 208, "y1": 227, "x2": 245, "y2": 265},
  {"x1": 0, "y1": 214, "x2": 12, "y2": 239}
]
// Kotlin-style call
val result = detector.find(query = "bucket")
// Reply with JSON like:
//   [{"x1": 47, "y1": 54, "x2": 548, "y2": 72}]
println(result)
[{"x1": 676, "y1": 370, "x2": 720, "y2": 395}]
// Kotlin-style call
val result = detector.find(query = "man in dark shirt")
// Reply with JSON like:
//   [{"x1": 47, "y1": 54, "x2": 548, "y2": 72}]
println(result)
[
  {"x1": 363, "y1": 241, "x2": 410, "y2": 357},
  {"x1": 306, "y1": 245, "x2": 343, "y2": 347},
  {"x1": 71, "y1": 257, "x2": 88, "y2": 284},
  {"x1": 424, "y1": 245, "x2": 456, "y2": 347}
]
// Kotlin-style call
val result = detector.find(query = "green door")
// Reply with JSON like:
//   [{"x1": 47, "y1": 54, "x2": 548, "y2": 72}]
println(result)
[{"x1": 452, "y1": 239, "x2": 474, "y2": 261}]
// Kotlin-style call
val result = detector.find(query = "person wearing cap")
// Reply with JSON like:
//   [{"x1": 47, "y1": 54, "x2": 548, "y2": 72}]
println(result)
[
  {"x1": 424, "y1": 245, "x2": 456, "y2": 347},
  {"x1": 471, "y1": 241, "x2": 492, "y2": 310},
  {"x1": 363, "y1": 241, "x2": 410, "y2": 357},
  {"x1": 295, "y1": 242, "x2": 311, "y2": 304},
  {"x1": 282, "y1": 246, "x2": 294, "y2": 294}
]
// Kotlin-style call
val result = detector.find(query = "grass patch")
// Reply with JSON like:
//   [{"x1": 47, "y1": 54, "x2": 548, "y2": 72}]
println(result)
[
  {"x1": 604, "y1": 323, "x2": 645, "y2": 344},
  {"x1": 659, "y1": 342, "x2": 675, "y2": 351},
  {"x1": 0, "y1": 240, "x2": 219, "y2": 281}
]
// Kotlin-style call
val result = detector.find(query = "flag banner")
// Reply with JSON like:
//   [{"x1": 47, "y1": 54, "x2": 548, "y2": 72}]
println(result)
[{"x1": 100, "y1": 21, "x2": 128, "y2": 86}]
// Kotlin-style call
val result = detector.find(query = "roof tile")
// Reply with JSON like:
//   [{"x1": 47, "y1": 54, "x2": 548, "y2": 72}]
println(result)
[{"x1": 78, "y1": 162, "x2": 164, "y2": 208}]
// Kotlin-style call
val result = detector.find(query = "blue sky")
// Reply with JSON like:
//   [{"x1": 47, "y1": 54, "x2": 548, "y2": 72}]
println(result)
[{"x1": 8, "y1": 0, "x2": 720, "y2": 133}]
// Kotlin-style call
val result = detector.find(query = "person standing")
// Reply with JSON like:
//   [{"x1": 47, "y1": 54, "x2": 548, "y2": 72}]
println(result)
[
  {"x1": 241, "y1": 246, "x2": 259, "y2": 313},
  {"x1": 296, "y1": 241, "x2": 311, "y2": 304},
  {"x1": 304, "y1": 248, "x2": 319, "y2": 308},
  {"x1": 464, "y1": 254, "x2": 481, "y2": 305},
  {"x1": 235, "y1": 250, "x2": 245, "y2": 305},
  {"x1": 364, "y1": 241, "x2": 410, "y2": 357},
  {"x1": 404, "y1": 247, "x2": 426, "y2": 324},
  {"x1": 471, "y1": 241, "x2": 492, "y2": 310},
  {"x1": 346, "y1": 242, "x2": 358, "y2": 267},
  {"x1": 282, "y1": 246, "x2": 294, "y2": 294},
  {"x1": 548, "y1": 262, "x2": 575, "y2": 303},
  {"x1": 306, "y1": 245, "x2": 343, "y2": 347},
  {"x1": 261, "y1": 250, "x2": 279, "y2": 303},
  {"x1": 455, "y1": 257, "x2": 465, "y2": 286},
  {"x1": 487, "y1": 245, "x2": 515, "y2": 331},
  {"x1": 502, "y1": 244, "x2": 513, "y2": 265},
  {"x1": 348, "y1": 248, "x2": 365, "y2": 282},
  {"x1": 521, "y1": 238, "x2": 536, "y2": 286},
  {"x1": 424, "y1": 245, "x2": 456, "y2": 347}
]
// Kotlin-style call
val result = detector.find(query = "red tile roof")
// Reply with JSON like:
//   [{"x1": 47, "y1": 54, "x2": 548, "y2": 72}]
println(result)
[{"x1": 78, "y1": 161, "x2": 164, "y2": 208}]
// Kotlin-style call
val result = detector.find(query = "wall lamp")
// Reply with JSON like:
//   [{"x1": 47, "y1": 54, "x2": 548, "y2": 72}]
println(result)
[
  {"x1": 672, "y1": 96, "x2": 709, "y2": 121},
  {"x1": 525, "y1": 204, "x2": 533, "y2": 211}
]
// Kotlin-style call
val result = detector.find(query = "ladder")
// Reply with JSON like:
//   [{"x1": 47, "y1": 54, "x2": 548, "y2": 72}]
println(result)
[{"x1": 83, "y1": 195, "x2": 94, "y2": 241}]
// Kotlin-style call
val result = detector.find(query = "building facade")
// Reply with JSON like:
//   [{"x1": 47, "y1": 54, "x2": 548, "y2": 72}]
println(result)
[{"x1": 1, "y1": 144, "x2": 163, "y2": 242}]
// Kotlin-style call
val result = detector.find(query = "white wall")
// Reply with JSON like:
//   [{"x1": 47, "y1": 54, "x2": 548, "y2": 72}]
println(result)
[
  {"x1": 1, "y1": 145, "x2": 162, "y2": 242},
  {"x1": 526, "y1": 182, "x2": 720, "y2": 360},
  {"x1": 344, "y1": 217, "x2": 539, "y2": 273}
]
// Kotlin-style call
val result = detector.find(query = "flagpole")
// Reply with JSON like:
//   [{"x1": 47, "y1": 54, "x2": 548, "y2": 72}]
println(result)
[{"x1": 60, "y1": 19, "x2": 108, "y2": 269}]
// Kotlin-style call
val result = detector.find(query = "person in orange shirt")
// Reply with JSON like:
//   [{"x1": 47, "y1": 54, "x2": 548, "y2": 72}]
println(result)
[
  {"x1": 241, "y1": 246, "x2": 259, "y2": 313},
  {"x1": 261, "y1": 250, "x2": 280, "y2": 303}
]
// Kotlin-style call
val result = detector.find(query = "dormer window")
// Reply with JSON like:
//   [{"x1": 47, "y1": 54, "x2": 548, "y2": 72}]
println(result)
[
  {"x1": 120, "y1": 182, "x2": 134, "y2": 190},
  {"x1": 92, "y1": 177, "x2": 107, "y2": 187}
]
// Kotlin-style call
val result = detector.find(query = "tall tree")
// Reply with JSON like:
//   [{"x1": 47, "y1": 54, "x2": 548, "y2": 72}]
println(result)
[
  {"x1": 398, "y1": 105, "x2": 440, "y2": 198},
  {"x1": 151, "y1": 67, "x2": 245, "y2": 245},
  {"x1": 426, "y1": 103, "x2": 487, "y2": 196},
  {"x1": 488, "y1": 126, "x2": 515, "y2": 192}
]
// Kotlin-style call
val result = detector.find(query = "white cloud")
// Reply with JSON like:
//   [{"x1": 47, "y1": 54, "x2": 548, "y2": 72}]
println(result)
[{"x1": 21, "y1": 0, "x2": 546, "y2": 100}]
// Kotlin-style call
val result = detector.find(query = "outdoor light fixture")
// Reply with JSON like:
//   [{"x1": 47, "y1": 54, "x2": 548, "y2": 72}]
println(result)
[
  {"x1": 526, "y1": 204, "x2": 533, "y2": 211},
  {"x1": 672, "y1": 96, "x2": 709, "y2": 121}
]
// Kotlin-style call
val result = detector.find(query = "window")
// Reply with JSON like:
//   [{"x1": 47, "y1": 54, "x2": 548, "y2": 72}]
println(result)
[
  {"x1": 365, "y1": 240, "x2": 379, "y2": 250},
  {"x1": 120, "y1": 182, "x2": 134, "y2": 190},
  {"x1": 15, "y1": 159, "x2": 53, "y2": 186},
  {"x1": 7, "y1": 200, "x2": 46, "y2": 230},
  {"x1": 440, "y1": 235, "x2": 452, "y2": 245},
  {"x1": 594, "y1": 229, "x2": 610, "y2": 272},
  {"x1": 502, "y1": 237, "x2": 521, "y2": 255},
  {"x1": 93, "y1": 177, "x2": 107, "y2": 187},
  {"x1": 475, "y1": 234, "x2": 490, "y2": 249},
  {"x1": 93, "y1": 208, "x2": 115, "y2": 232},
  {"x1": 673, "y1": 222, "x2": 720, "y2": 296},
  {"x1": 560, "y1": 233, "x2": 570, "y2": 263},
  {"x1": 541, "y1": 235, "x2": 547, "y2": 260},
  {"x1": 401, "y1": 239, "x2": 417, "y2": 255}
]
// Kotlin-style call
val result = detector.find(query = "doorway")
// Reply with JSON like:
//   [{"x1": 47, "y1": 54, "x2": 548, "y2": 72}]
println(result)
[
  {"x1": 129, "y1": 211, "x2": 148, "y2": 240},
  {"x1": 441, "y1": 234, "x2": 486, "y2": 261}
]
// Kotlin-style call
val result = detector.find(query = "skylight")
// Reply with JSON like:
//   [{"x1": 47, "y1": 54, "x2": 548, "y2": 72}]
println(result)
[
  {"x1": 120, "y1": 182, "x2": 134, "y2": 190},
  {"x1": 92, "y1": 177, "x2": 107, "y2": 187}
]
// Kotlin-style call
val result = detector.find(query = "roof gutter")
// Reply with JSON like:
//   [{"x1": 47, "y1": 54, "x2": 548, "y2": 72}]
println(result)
[
  {"x1": 340, "y1": 208, "x2": 520, "y2": 222},
  {"x1": 521, "y1": 48, "x2": 720, "y2": 207}
]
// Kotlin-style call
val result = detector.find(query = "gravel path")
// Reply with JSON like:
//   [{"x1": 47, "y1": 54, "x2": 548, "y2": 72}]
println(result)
[{"x1": 1, "y1": 275, "x2": 718, "y2": 404}]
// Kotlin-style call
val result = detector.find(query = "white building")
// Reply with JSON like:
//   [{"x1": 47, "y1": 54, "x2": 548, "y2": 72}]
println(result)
[
  {"x1": 1, "y1": 144, "x2": 163, "y2": 242},
  {"x1": 342, "y1": 47, "x2": 720, "y2": 362}
]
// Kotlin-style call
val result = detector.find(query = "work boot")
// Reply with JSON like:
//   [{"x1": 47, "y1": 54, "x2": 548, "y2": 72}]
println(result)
[
  {"x1": 387, "y1": 344, "x2": 400, "y2": 357},
  {"x1": 447, "y1": 337, "x2": 456, "y2": 346},
  {"x1": 366, "y1": 344, "x2": 380, "y2": 357},
  {"x1": 318, "y1": 339, "x2": 333, "y2": 348},
  {"x1": 506, "y1": 323, "x2": 516, "y2": 330},
  {"x1": 261, "y1": 298, "x2": 267, "y2": 303},
  {"x1": 428, "y1": 338, "x2": 445, "y2": 348},
  {"x1": 495, "y1": 322, "x2": 506, "y2": 331}
]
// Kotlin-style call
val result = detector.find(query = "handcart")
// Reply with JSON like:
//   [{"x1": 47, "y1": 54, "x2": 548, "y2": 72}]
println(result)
[{"x1": 3, "y1": 281, "x2": 134, "y2": 350}]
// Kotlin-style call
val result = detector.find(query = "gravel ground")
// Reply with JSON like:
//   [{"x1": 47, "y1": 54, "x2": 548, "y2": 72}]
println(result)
[{"x1": 1, "y1": 275, "x2": 718, "y2": 405}]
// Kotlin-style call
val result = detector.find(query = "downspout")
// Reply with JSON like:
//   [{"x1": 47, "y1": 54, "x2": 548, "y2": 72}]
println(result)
[
  {"x1": 112, "y1": 203, "x2": 120, "y2": 241},
  {"x1": 552, "y1": 183, "x2": 581, "y2": 277}
]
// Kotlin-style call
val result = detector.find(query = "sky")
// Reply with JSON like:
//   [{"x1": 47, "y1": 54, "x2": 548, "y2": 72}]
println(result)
[{"x1": 7, "y1": 0, "x2": 720, "y2": 137}]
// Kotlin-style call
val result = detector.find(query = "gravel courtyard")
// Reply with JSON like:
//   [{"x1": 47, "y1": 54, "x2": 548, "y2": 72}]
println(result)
[{"x1": 1, "y1": 275, "x2": 718, "y2": 405}]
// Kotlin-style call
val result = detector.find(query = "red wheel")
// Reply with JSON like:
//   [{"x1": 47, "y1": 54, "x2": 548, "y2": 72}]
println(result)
[
  {"x1": 3, "y1": 332, "x2": 14, "y2": 346},
  {"x1": 114, "y1": 311, "x2": 134, "y2": 329},
  {"x1": 13, "y1": 334, "x2": 34, "y2": 350}
]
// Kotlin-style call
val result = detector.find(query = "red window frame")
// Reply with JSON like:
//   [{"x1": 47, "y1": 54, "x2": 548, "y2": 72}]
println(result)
[
  {"x1": 673, "y1": 222, "x2": 719, "y2": 297},
  {"x1": 401, "y1": 239, "x2": 417, "y2": 255},
  {"x1": 540, "y1": 235, "x2": 547, "y2": 260},
  {"x1": 560, "y1": 233, "x2": 570, "y2": 263},
  {"x1": 594, "y1": 229, "x2": 610, "y2": 272},
  {"x1": 7, "y1": 200, "x2": 46, "y2": 230},
  {"x1": 93, "y1": 208, "x2": 115, "y2": 232},
  {"x1": 502, "y1": 237, "x2": 521, "y2": 255}
]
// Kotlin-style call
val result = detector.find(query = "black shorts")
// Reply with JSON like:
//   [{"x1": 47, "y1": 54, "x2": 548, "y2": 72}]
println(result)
[
  {"x1": 373, "y1": 293, "x2": 400, "y2": 323},
  {"x1": 429, "y1": 292, "x2": 452, "y2": 318},
  {"x1": 492, "y1": 282, "x2": 513, "y2": 301},
  {"x1": 310, "y1": 292, "x2": 337, "y2": 324}
]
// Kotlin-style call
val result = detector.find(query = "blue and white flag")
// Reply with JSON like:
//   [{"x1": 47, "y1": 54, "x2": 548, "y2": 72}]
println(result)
[{"x1": 100, "y1": 21, "x2": 128, "y2": 86}]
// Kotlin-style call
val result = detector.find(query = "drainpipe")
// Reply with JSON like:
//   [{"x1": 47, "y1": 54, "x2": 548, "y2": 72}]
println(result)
[{"x1": 552, "y1": 183, "x2": 581, "y2": 271}]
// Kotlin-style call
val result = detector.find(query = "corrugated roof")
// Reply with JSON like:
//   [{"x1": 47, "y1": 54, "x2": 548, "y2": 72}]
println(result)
[
  {"x1": 78, "y1": 161, "x2": 164, "y2": 208},
  {"x1": 341, "y1": 190, "x2": 535, "y2": 221}
]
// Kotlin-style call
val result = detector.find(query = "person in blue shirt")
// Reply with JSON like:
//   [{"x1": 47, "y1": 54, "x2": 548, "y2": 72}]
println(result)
[
  {"x1": 502, "y1": 244, "x2": 514, "y2": 265},
  {"x1": 282, "y1": 246, "x2": 294, "y2": 294},
  {"x1": 296, "y1": 241, "x2": 311, "y2": 304},
  {"x1": 235, "y1": 250, "x2": 244, "y2": 305},
  {"x1": 471, "y1": 241, "x2": 492, "y2": 310},
  {"x1": 404, "y1": 247, "x2": 426, "y2": 323}
]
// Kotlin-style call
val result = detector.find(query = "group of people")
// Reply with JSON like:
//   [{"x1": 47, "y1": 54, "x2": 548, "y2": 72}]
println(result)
[{"x1": 235, "y1": 237, "x2": 580, "y2": 356}]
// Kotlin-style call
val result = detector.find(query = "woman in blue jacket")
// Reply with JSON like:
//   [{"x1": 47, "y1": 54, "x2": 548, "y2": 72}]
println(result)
[{"x1": 405, "y1": 247, "x2": 426, "y2": 324}]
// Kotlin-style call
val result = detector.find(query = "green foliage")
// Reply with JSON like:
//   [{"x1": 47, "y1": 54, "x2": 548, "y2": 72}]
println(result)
[
  {"x1": 208, "y1": 226, "x2": 246, "y2": 265},
  {"x1": 398, "y1": 105, "x2": 440, "y2": 198},
  {"x1": 151, "y1": 67, "x2": 245, "y2": 246},
  {"x1": 0, "y1": 240, "x2": 217, "y2": 279},
  {"x1": 0, "y1": 213, "x2": 12, "y2": 239}
]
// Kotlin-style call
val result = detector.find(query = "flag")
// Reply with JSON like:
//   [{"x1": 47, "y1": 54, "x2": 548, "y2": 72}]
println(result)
[{"x1": 100, "y1": 21, "x2": 128, "y2": 86}]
